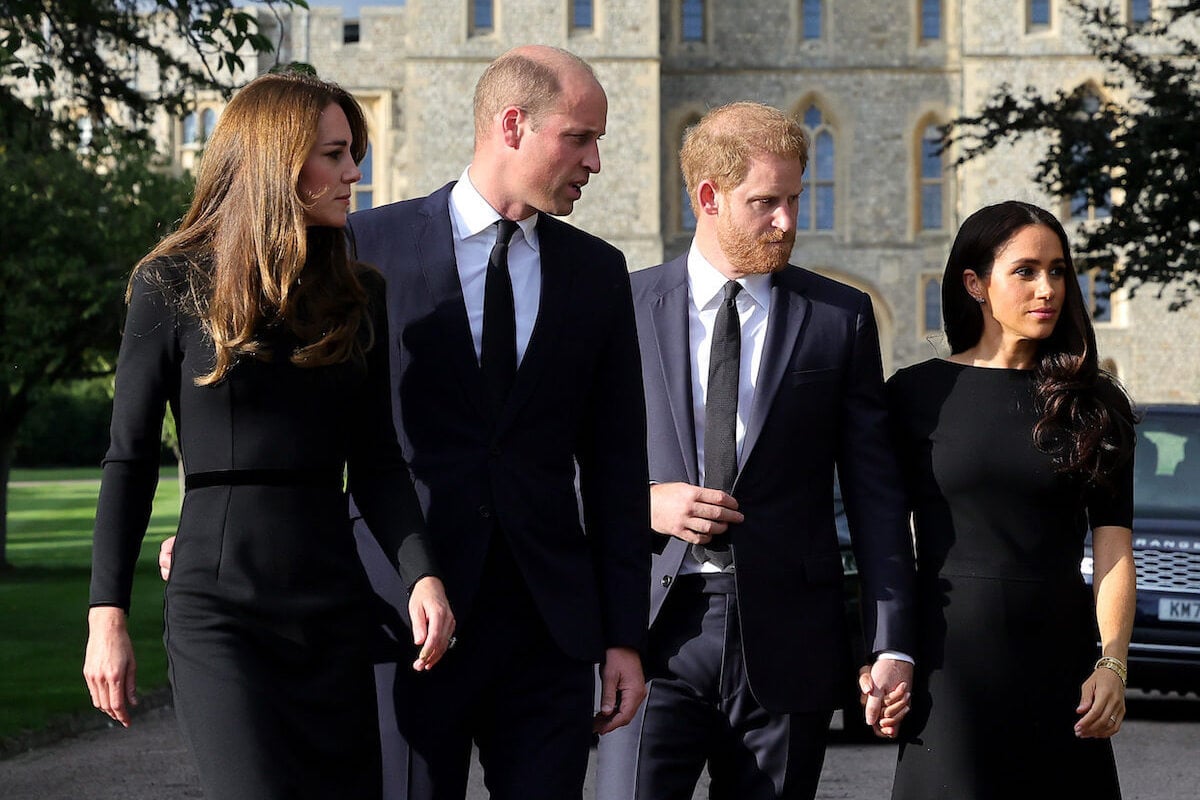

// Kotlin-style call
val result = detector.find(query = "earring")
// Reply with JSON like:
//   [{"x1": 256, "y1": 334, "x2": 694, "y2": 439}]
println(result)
[{"x1": 973, "y1": 296, "x2": 986, "y2": 305}]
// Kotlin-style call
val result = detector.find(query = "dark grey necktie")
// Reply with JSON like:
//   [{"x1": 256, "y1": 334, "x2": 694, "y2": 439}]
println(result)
[
  {"x1": 481, "y1": 219, "x2": 520, "y2": 415},
  {"x1": 695, "y1": 280, "x2": 742, "y2": 568}
]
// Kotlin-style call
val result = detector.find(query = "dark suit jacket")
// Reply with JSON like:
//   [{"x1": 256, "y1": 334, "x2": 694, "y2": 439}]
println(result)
[
  {"x1": 347, "y1": 182, "x2": 650, "y2": 662},
  {"x1": 634, "y1": 254, "x2": 915, "y2": 713}
]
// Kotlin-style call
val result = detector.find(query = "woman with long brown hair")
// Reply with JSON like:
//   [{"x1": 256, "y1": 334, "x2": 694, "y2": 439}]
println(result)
[
  {"x1": 885, "y1": 201, "x2": 1136, "y2": 798},
  {"x1": 83, "y1": 70, "x2": 453, "y2": 798}
]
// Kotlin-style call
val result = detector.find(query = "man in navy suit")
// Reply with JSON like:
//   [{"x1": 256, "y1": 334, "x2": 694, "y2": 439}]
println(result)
[
  {"x1": 595, "y1": 102, "x2": 916, "y2": 800},
  {"x1": 347, "y1": 46, "x2": 649, "y2": 800}
]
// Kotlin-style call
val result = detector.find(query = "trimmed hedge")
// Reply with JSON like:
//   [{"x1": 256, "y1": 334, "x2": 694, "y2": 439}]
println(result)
[{"x1": 14, "y1": 378, "x2": 173, "y2": 468}]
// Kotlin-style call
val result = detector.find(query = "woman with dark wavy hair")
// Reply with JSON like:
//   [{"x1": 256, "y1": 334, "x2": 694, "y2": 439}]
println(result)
[
  {"x1": 82, "y1": 70, "x2": 454, "y2": 799},
  {"x1": 885, "y1": 200, "x2": 1136, "y2": 799}
]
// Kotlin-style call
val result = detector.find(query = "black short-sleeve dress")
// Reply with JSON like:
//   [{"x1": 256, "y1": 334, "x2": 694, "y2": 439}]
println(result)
[
  {"x1": 88, "y1": 255, "x2": 435, "y2": 799},
  {"x1": 886, "y1": 358, "x2": 1131, "y2": 800}
]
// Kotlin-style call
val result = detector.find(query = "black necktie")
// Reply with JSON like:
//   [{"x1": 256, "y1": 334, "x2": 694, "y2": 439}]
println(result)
[
  {"x1": 481, "y1": 219, "x2": 520, "y2": 415},
  {"x1": 695, "y1": 280, "x2": 742, "y2": 567}
]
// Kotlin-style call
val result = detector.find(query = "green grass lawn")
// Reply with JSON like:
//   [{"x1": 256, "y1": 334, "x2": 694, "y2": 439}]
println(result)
[
  {"x1": 0, "y1": 467, "x2": 180, "y2": 744},
  {"x1": 9, "y1": 467, "x2": 106, "y2": 483}
]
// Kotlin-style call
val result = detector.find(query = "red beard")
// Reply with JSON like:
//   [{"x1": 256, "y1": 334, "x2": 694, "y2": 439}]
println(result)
[{"x1": 717, "y1": 216, "x2": 794, "y2": 275}]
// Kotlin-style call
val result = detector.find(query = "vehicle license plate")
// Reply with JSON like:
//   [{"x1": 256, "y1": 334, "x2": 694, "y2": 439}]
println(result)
[{"x1": 1158, "y1": 599, "x2": 1200, "y2": 623}]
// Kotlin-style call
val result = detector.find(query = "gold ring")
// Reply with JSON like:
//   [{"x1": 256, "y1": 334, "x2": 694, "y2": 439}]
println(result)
[{"x1": 1109, "y1": 715, "x2": 1117, "y2": 723}]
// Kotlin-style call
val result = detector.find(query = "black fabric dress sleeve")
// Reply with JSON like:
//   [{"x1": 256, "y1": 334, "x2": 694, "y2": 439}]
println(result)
[
  {"x1": 1087, "y1": 445, "x2": 1135, "y2": 530},
  {"x1": 345, "y1": 273, "x2": 439, "y2": 591},
  {"x1": 1086, "y1": 379, "x2": 1137, "y2": 530},
  {"x1": 89, "y1": 267, "x2": 178, "y2": 611}
]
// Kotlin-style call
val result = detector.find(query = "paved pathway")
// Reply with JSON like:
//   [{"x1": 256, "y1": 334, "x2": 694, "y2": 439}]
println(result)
[
  {"x1": 0, "y1": 704, "x2": 897, "y2": 799},
  {"x1": 5, "y1": 689, "x2": 1196, "y2": 799}
]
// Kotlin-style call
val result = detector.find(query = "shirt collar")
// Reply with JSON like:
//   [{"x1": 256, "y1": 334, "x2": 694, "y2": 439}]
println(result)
[
  {"x1": 685, "y1": 241, "x2": 772, "y2": 312},
  {"x1": 450, "y1": 167, "x2": 540, "y2": 251}
]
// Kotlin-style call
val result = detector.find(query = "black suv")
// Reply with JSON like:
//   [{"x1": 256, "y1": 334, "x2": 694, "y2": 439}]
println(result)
[{"x1": 1083, "y1": 404, "x2": 1200, "y2": 694}]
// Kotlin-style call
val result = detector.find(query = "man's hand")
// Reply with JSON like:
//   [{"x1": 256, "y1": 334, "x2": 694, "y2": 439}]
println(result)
[
  {"x1": 408, "y1": 576, "x2": 455, "y2": 672},
  {"x1": 650, "y1": 482, "x2": 743, "y2": 545},
  {"x1": 858, "y1": 658, "x2": 912, "y2": 738},
  {"x1": 158, "y1": 535, "x2": 176, "y2": 581},
  {"x1": 594, "y1": 646, "x2": 646, "y2": 735}
]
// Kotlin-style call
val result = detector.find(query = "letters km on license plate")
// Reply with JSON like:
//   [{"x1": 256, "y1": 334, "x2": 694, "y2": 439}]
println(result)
[{"x1": 1158, "y1": 598, "x2": 1200, "y2": 622}]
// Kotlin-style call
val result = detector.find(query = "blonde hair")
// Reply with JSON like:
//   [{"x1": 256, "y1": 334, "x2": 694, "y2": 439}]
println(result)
[
  {"x1": 680, "y1": 102, "x2": 809, "y2": 214},
  {"x1": 133, "y1": 71, "x2": 371, "y2": 385},
  {"x1": 472, "y1": 46, "x2": 595, "y2": 141}
]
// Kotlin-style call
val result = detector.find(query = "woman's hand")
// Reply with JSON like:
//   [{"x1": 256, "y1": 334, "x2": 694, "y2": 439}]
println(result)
[
  {"x1": 1075, "y1": 666, "x2": 1126, "y2": 738},
  {"x1": 83, "y1": 606, "x2": 138, "y2": 727},
  {"x1": 408, "y1": 576, "x2": 455, "y2": 672}
]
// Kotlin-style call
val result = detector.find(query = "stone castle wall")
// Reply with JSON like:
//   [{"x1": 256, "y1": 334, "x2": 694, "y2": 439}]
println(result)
[{"x1": 148, "y1": 0, "x2": 1196, "y2": 402}]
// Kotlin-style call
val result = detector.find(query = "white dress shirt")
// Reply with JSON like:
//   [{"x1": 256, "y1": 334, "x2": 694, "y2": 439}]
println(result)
[
  {"x1": 449, "y1": 167, "x2": 541, "y2": 365},
  {"x1": 683, "y1": 244, "x2": 773, "y2": 574}
]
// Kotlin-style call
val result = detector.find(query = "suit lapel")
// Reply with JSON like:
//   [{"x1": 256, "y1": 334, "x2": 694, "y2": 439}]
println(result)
[
  {"x1": 741, "y1": 267, "x2": 810, "y2": 467},
  {"x1": 650, "y1": 257, "x2": 700, "y2": 485},
  {"x1": 414, "y1": 188, "x2": 490, "y2": 421}
]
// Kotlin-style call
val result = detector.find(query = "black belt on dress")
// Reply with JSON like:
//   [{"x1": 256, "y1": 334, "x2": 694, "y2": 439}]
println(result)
[{"x1": 184, "y1": 468, "x2": 344, "y2": 491}]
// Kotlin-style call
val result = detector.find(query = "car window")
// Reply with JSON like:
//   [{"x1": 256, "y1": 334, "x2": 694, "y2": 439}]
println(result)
[
  {"x1": 833, "y1": 470, "x2": 850, "y2": 544},
  {"x1": 1136, "y1": 410, "x2": 1200, "y2": 521}
]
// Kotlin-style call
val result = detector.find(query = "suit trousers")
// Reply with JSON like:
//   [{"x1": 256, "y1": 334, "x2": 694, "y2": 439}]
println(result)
[
  {"x1": 391, "y1": 530, "x2": 595, "y2": 800},
  {"x1": 596, "y1": 572, "x2": 832, "y2": 800}
]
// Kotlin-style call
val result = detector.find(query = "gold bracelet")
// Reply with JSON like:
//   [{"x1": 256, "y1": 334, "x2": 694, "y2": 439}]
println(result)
[{"x1": 1094, "y1": 656, "x2": 1128, "y2": 687}]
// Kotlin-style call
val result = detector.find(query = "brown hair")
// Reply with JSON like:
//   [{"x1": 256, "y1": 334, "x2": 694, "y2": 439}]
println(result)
[
  {"x1": 472, "y1": 46, "x2": 595, "y2": 141},
  {"x1": 679, "y1": 102, "x2": 810, "y2": 214},
  {"x1": 942, "y1": 200, "x2": 1135, "y2": 483},
  {"x1": 133, "y1": 70, "x2": 371, "y2": 385}
]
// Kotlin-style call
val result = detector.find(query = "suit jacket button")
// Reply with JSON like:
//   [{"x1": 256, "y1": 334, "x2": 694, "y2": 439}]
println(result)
[
  {"x1": 661, "y1": 575, "x2": 673, "y2": 588},
  {"x1": 489, "y1": 445, "x2": 501, "y2": 457},
  {"x1": 479, "y1": 505, "x2": 491, "y2": 518}
]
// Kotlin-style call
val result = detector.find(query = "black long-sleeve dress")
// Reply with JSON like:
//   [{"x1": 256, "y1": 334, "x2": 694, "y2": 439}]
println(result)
[
  {"x1": 885, "y1": 359, "x2": 1131, "y2": 800},
  {"x1": 88, "y1": 255, "x2": 435, "y2": 799}
]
